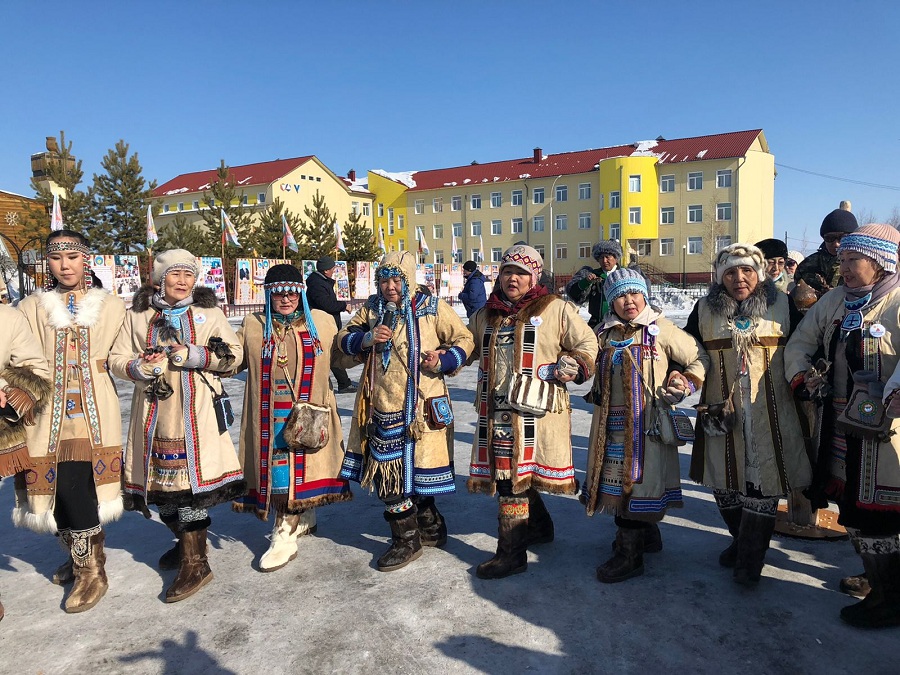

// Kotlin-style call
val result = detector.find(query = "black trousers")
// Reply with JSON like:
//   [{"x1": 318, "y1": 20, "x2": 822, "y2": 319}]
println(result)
[{"x1": 54, "y1": 461, "x2": 100, "y2": 531}]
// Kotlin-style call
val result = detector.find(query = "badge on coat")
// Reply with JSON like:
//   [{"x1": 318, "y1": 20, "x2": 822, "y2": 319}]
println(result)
[
  {"x1": 870, "y1": 323, "x2": 886, "y2": 338},
  {"x1": 647, "y1": 324, "x2": 660, "y2": 336},
  {"x1": 530, "y1": 316, "x2": 543, "y2": 327},
  {"x1": 194, "y1": 314, "x2": 206, "y2": 324}
]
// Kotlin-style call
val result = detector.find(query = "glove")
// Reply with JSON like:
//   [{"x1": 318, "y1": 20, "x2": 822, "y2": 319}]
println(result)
[
  {"x1": 555, "y1": 355, "x2": 579, "y2": 379},
  {"x1": 661, "y1": 384, "x2": 687, "y2": 405},
  {"x1": 137, "y1": 356, "x2": 169, "y2": 379}
]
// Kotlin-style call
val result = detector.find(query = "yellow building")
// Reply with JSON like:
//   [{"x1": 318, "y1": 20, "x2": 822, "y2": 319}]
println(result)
[
  {"x1": 368, "y1": 170, "x2": 413, "y2": 254},
  {"x1": 154, "y1": 157, "x2": 374, "y2": 246},
  {"x1": 384, "y1": 130, "x2": 773, "y2": 283}
]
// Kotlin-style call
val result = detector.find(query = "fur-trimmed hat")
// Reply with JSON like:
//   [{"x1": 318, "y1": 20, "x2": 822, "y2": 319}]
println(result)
[
  {"x1": 755, "y1": 238, "x2": 788, "y2": 260},
  {"x1": 839, "y1": 224, "x2": 900, "y2": 274},
  {"x1": 714, "y1": 243, "x2": 767, "y2": 285},
  {"x1": 592, "y1": 239, "x2": 622, "y2": 262},
  {"x1": 377, "y1": 251, "x2": 418, "y2": 291},
  {"x1": 152, "y1": 249, "x2": 198, "y2": 285},
  {"x1": 603, "y1": 268, "x2": 648, "y2": 303},
  {"x1": 820, "y1": 208, "x2": 858, "y2": 238}
]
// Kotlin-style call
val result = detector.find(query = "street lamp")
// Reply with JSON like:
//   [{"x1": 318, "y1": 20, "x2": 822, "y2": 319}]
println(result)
[
  {"x1": 681, "y1": 244, "x2": 687, "y2": 288},
  {"x1": 548, "y1": 175, "x2": 562, "y2": 277}
]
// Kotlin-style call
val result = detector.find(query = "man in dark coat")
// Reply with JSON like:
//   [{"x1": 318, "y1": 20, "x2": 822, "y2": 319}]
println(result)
[
  {"x1": 459, "y1": 261, "x2": 487, "y2": 317},
  {"x1": 306, "y1": 256, "x2": 356, "y2": 393},
  {"x1": 565, "y1": 239, "x2": 621, "y2": 328},
  {"x1": 795, "y1": 205, "x2": 858, "y2": 297}
]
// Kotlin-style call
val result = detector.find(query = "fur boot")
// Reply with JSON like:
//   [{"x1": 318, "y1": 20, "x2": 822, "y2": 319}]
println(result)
[
  {"x1": 158, "y1": 520, "x2": 182, "y2": 571},
  {"x1": 718, "y1": 506, "x2": 743, "y2": 568},
  {"x1": 165, "y1": 528, "x2": 213, "y2": 603},
  {"x1": 64, "y1": 529, "x2": 108, "y2": 614},
  {"x1": 525, "y1": 488, "x2": 554, "y2": 546},
  {"x1": 840, "y1": 537, "x2": 870, "y2": 598},
  {"x1": 612, "y1": 522, "x2": 663, "y2": 554},
  {"x1": 476, "y1": 497, "x2": 529, "y2": 579},
  {"x1": 597, "y1": 527, "x2": 645, "y2": 583},
  {"x1": 840, "y1": 551, "x2": 900, "y2": 628},
  {"x1": 415, "y1": 496, "x2": 447, "y2": 548},
  {"x1": 377, "y1": 507, "x2": 423, "y2": 572},
  {"x1": 259, "y1": 511, "x2": 315, "y2": 572},
  {"x1": 52, "y1": 529, "x2": 75, "y2": 586},
  {"x1": 733, "y1": 510, "x2": 776, "y2": 587}
]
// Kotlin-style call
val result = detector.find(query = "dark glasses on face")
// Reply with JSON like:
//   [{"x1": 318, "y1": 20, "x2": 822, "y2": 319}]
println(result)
[{"x1": 824, "y1": 234, "x2": 845, "y2": 244}]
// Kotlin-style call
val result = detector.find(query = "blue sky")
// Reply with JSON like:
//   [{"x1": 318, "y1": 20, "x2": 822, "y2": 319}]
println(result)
[{"x1": 2, "y1": 1, "x2": 898, "y2": 253}]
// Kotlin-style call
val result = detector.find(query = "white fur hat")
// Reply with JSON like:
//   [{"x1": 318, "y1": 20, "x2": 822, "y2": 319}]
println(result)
[{"x1": 714, "y1": 243, "x2": 767, "y2": 285}]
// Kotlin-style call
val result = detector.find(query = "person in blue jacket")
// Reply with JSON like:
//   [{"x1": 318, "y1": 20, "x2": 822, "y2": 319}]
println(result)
[{"x1": 459, "y1": 261, "x2": 487, "y2": 317}]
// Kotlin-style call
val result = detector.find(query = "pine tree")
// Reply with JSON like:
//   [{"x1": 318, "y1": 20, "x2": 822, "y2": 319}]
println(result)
[
  {"x1": 254, "y1": 197, "x2": 301, "y2": 258},
  {"x1": 156, "y1": 214, "x2": 216, "y2": 256},
  {"x1": 196, "y1": 161, "x2": 255, "y2": 257},
  {"x1": 342, "y1": 209, "x2": 380, "y2": 265},
  {"x1": 87, "y1": 140, "x2": 158, "y2": 253},
  {"x1": 295, "y1": 190, "x2": 336, "y2": 259}
]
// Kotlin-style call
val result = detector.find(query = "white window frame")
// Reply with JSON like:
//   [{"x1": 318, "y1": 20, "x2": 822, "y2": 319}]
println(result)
[
  {"x1": 511, "y1": 217, "x2": 523, "y2": 234},
  {"x1": 471, "y1": 221, "x2": 482, "y2": 236},
  {"x1": 635, "y1": 239, "x2": 651, "y2": 257},
  {"x1": 192, "y1": 200, "x2": 199, "y2": 210},
  {"x1": 660, "y1": 174, "x2": 675, "y2": 192},
  {"x1": 688, "y1": 172, "x2": 703, "y2": 191},
  {"x1": 610, "y1": 222, "x2": 621, "y2": 240},
  {"x1": 598, "y1": 192, "x2": 604, "y2": 211},
  {"x1": 433, "y1": 198, "x2": 443, "y2": 213},
  {"x1": 470, "y1": 194, "x2": 481, "y2": 209},
  {"x1": 555, "y1": 185, "x2": 568, "y2": 202},
  {"x1": 511, "y1": 190, "x2": 523, "y2": 206},
  {"x1": 491, "y1": 247, "x2": 503, "y2": 262},
  {"x1": 435, "y1": 250, "x2": 444, "y2": 264},
  {"x1": 628, "y1": 207, "x2": 641, "y2": 225},
  {"x1": 555, "y1": 214, "x2": 567, "y2": 230},
  {"x1": 414, "y1": 199, "x2": 425, "y2": 215},
  {"x1": 578, "y1": 212, "x2": 591, "y2": 229},
  {"x1": 533, "y1": 188, "x2": 545, "y2": 204},
  {"x1": 362, "y1": 203, "x2": 370, "y2": 216},
  {"x1": 555, "y1": 243, "x2": 568, "y2": 259},
  {"x1": 351, "y1": 201, "x2": 359, "y2": 215},
  {"x1": 610, "y1": 191, "x2": 620, "y2": 209},
  {"x1": 660, "y1": 206, "x2": 675, "y2": 225},
  {"x1": 178, "y1": 202, "x2": 184, "y2": 211},
  {"x1": 378, "y1": 203, "x2": 384, "y2": 217},
  {"x1": 491, "y1": 219, "x2": 502, "y2": 235},
  {"x1": 433, "y1": 224, "x2": 443, "y2": 239},
  {"x1": 398, "y1": 238, "x2": 405, "y2": 251},
  {"x1": 717, "y1": 202, "x2": 732, "y2": 221},
  {"x1": 452, "y1": 223, "x2": 462, "y2": 237},
  {"x1": 717, "y1": 169, "x2": 733, "y2": 188},
  {"x1": 660, "y1": 238, "x2": 675, "y2": 256},
  {"x1": 628, "y1": 175, "x2": 641, "y2": 193},
  {"x1": 687, "y1": 205, "x2": 702, "y2": 223},
  {"x1": 451, "y1": 196, "x2": 462, "y2": 211},
  {"x1": 490, "y1": 192, "x2": 501, "y2": 208},
  {"x1": 716, "y1": 235, "x2": 733, "y2": 252},
  {"x1": 398, "y1": 214, "x2": 404, "y2": 230},
  {"x1": 257, "y1": 192, "x2": 266, "y2": 204},
  {"x1": 578, "y1": 242, "x2": 591, "y2": 258},
  {"x1": 578, "y1": 183, "x2": 591, "y2": 200},
  {"x1": 688, "y1": 236, "x2": 703, "y2": 255},
  {"x1": 534, "y1": 245, "x2": 545, "y2": 259},
  {"x1": 388, "y1": 207, "x2": 394, "y2": 227},
  {"x1": 533, "y1": 216, "x2": 545, "y2": 232}
]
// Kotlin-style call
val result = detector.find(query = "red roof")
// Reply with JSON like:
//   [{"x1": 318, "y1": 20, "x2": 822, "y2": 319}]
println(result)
[
  {"x1": 407, "y1": 130, "x2": 764, "y2": 191},
  {"x1": 154, "y1": 156, "x2": 314, "y2": 197}
]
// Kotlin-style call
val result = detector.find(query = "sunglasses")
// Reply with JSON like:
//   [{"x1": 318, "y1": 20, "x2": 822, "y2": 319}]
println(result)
[{"x1": 823, "y1": 234, "x2": 845, "y2": 244}]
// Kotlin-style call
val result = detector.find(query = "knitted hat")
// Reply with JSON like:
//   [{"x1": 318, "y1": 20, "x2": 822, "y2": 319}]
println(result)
[
  {"x1": 603, "y1": 268, "x2": 648, "y2": 303},
  {"x1": 838, "y1": 224, "x2": 900, "y2": 273},
  {"x1": 499, "y1": 244, "x2": 543, "y2": 284},
  {"x1": 787, "y1": 250, "x2": 805, "y2": 264},
  {"x1": 262, "y1": 264, "x2": 321, "y2": 356},
  {"x1": 316, "y1": 256, "x2": 336, "y2": 273},
  {"x1": 755, "y1": 238, "x2": 788, "y2": 260},
  {"x1": 820, "y1": 208, "x2": 858, "y2": 238},
  {"x1": 714, "y1": 243, "x2": 767, "y2": 284},
  {"x1": 264, "y1": 263, "x2": 305, "y2": 291},
  {"x1": 152, "y1": 249, "x2": 198, "y2": 285},
  {"x1": 463, "y1": 260, "x2": 478, "y2": 272},
  {"x1": 592, "y1": 239, "x2": 623, "y2": 262}
]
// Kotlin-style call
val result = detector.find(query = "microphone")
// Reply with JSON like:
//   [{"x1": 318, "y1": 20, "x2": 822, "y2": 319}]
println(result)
[{"x1": 376, "y1": 302, "x2": 398, "y2": 352}]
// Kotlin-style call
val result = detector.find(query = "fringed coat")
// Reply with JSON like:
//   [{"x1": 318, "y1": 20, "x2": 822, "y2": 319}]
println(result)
[
  {"x1": 582, "y1": 311, "x2": 706, "y2": 519},
  {"x1": 231, "y1": 310, "x2": 352, "y2": 519},
  {"x1": 338, "y1": 290, "x2": 474, "y2": 498},
  {"x1": 0, "y1": 304, "x2": 53, "y2": 476},
  {"x1": 14, "y1": 288, "x2": 126, "y2": 534},
  {"x1": 467, "y1": 294, "x2": 598, "y2": 496},
  {"x1": 685, "y1": 281, "x2": 811, "y2": 497},
  {"x1": 108, "y1": 286, "x2": 246, "y2": 511}
]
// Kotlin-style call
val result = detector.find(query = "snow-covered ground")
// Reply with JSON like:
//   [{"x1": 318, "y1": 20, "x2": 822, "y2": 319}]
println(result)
[{"x1": 1, "y1": 303, "x2": 898, "y2": 674}]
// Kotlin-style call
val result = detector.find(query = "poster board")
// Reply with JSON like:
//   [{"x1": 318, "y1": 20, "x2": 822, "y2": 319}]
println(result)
[
  {"x1": 234, "y1": 258, "x2": 290, "y2": 305},
  {"x1": 447, "y1": 263, "x2": 464, "y2": 298},
  {"x1": 91, "y1": 255, "x2": 115, "y2": 291},
  {"x1": 113, "y1": 255, "x2": 142, "y2": 305},
  {"x1": 301, "y1": 260, "x2": 317, "y2": 280},
  {"x1": 333, "y1": 261, "x2": 350, "y2": 302},
  {"x1": 197, "y1": 256, "x2": 227, "y2": 304},
  {"x1": 354, "y1": 261, "x2": 372, "y2": 299}
]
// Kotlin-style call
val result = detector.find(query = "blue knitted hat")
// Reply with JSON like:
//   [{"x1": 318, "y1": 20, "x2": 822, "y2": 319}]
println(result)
[
  {"x1": 839, "y1": 224, "x2": 900, "y2": 273},
  {"x1": 603, "y1": 268, "x2": 648, "y2": 303}
]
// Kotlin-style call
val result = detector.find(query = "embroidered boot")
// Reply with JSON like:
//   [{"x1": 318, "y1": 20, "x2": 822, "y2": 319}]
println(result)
[
  {"x1": 840, "y1": 537, "x2": 870, "y2": 598},
  {"x1": 733, "y1": 510, "x2": 776, "y2": 587},
  {"x1": 611, "y1": 522, "x2": 663, "y2": 554},
  {"x1": 525, "y1": 488, "x2": 554, "y2": 547},
  {"x1": 64, "y1": 529, "x2": 108, "y2": 614},
  {"x1": 52, "y1": 529, "x2": 75, "y2": 586},
  {"x1": 415, "y1": 497, "x2": 448, "y2": 548},
  {"x1": 476, "y1": 497, "x2": 529, "y2": 579},
  {"x1": 259, "y1": 510, "x2": 316, "y2": 572},
  {"x1": 718, "y1": 506, "x2": 743, "y2": 568},
  {"x1": 840, "y1": 549, "x2": 900, "y2": 628},
  {"x1": 377, "y1": 507, "x2": 423, "y2": 572},
  {"x1": 158, "y1": 520, "x2": 182, "y2": 571},
  {"x1": 165, "y1": 528, "x2": 213, "y2": 603},
  {"x1": 597, "y1": 526, "x2": 645, "y2": 583}
]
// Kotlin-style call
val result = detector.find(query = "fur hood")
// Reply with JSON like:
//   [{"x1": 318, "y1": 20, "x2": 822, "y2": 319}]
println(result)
[
  {"x1": 37, "y1": 287, "x2": 109, "y2": 330},
  {"x1": 705, "y1": 278, "x2": 777, "y2": 320},
  {"x1": 131, "y1": 284, "x2": 218, "y2": 312}
]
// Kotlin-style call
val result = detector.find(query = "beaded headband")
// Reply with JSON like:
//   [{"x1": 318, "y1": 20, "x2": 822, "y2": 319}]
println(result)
[
  {"x1": 45, "y1": 239, "x2": 93, "y2": 291},
  {"x1": 264, "y1": 281, "x2": 305, "y2": 293},
  {"x1": 46, "y1": 241, "x2": 90, "y2": 255}
]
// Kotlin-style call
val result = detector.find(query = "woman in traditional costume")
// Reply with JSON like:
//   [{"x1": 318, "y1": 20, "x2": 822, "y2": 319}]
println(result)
[
  {"x1": 231, "y1": 264, "x2": 352, "y2": 571},
  {"x1": 338, "y1": 251, "x2": 473, "y2": 572},
  {"x1": 785, "y1": 224, "x2": 900, "y2": 628},
  {"x1": 109, "y1": 249, "x2": 245, "y2": 602},
  {"x1": 583, "y1": 269, "x2": 706, "y2": 582},
  {"x1": 14, "y1": 229, "x2": 126, "y2": 613},
  {"x1": 685, "y1": 243, "x2": 809, "y2": 587},
  {"x1": 467, "y1": 244, "x2": 597, "y2": 579}
]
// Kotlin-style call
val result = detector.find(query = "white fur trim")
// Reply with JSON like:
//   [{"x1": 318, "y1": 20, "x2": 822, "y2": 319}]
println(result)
[
  {"x1": 98, "y1": 495, "x2": 124, "y2": 525},
  {"x1": 37, "y1": 287, "x2": 110, "y2": 330},
  {"x1": 12, "y1": 505, "x2": 58, "y2": 534}
]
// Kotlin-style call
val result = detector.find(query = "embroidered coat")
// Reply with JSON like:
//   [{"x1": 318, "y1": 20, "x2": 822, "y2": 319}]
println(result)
[
  {"x1": 467, "y1": 294, "x2": 598, "y2": 495},
  {"x1": 108, "y1": 286, "x2": 245, "y2": 510},
  {"x1": 685, "y1": 282, "x2": 811, "y2": 497},
  {"x1": 0, "y1": 304, "x2": 53, "y2": 476},
  {"x1": 338, "y1": 290, "x2": 474, "y2": 498},
  {"x1": 784, "y1": 284, "x2": 900, "y2": 520},
  {"x1": 583, "y1": 311, "x2": 706, "y2": 518},
  {"x1": 231, "y1": 309, "x2": 352, "y2": 519},
  {"x1": 13, "y1": 288, "x2": 126, "y2": 533}
]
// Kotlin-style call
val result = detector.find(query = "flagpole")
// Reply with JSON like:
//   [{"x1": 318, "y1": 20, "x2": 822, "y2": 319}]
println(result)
[{"x1": 220, "y1": 209, "x2": 225, "y2": 261}]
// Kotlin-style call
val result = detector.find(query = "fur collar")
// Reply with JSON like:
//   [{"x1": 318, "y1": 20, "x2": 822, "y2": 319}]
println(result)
[
  {"x1": 37, "y1": 287, "x2": 109, "y2": 330},
  {"x1": 484, "y1": 292, "x2": 558, "y2": 325},
  {"x1": 705, "y1": 279, "x2": 777, "y2": 320},
  {"x1": 132, "y1": 284, "x2": 218, "y2": 312}
]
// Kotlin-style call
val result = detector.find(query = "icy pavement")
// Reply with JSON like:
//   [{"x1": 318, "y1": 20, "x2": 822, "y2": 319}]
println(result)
[{"x1": 1, "y1": 311, "x2": 898, "y2": 675}]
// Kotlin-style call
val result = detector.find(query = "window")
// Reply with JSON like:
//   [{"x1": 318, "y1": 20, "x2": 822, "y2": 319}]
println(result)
[
  {"x1": 534, "y1": 245, "x2": 545, "y2": 258},
  {"x1": 471, "y1": 194, "x2": 481, "y2": 209},
  {"x1": 471, "y1": 221, "x2": 482, "y2": 236},
  {"x1": 388, "y1": 208, "x2": 394, "y2": 228},
  {"x1": 688, "y1": 205, "x2": 702, "y2": 223},
  {"x1": 316, "y1": 177, "x2": 321, "y2": 182},
  {"x1": 176, "y1": 202, "x2": 183, "y2": 212},
  {"x1": 717, "y1": 202, "x2": 732, "y2": 221},
  {"x1": 491, "y1": 219, "x2": 502, "y2": 235},
  {"x1": 192, "y1": 200, "x2": 199, "y2": 210},
  {"x1": 688, "y1": 172, "x2": 703, "y2": 190},
  {"x1": 628, "y1": 207, "x2": 641, "y2": 225},
  {"x1": 209, "y1": 198, "x2": 215, "y2": 207},
  {"x1": 533, "y1": 216, "x2": 545, "y2": 232},
  {"x1": 628, "y1": 175, "x2": 641, "y2": 192},
  {"x1": 511, "y1": 190, "x2": 523, "y2": 206},
  {"x1": 414, "y1": 200, "x2": 425, "y2": 215},
  {"x1": 362, "y1": 203, "x2": 370, "y2": 216},
  {"x1": 688, "y1": 237, "x2": 703, "y2": 255},
  {"x1": 301, "y1": 175, "x2": 306, "y2": 180},
  {"x1": 610, "y1": 191, "x2": 620, "y2": 208},
  {"x1": 555, "y1": 185, "x2": 567, "y2": 202},
  {"x1": 556, "y1": 243, "x2": 568, "y2": 259},
  {"x1": 490, "y1": 192, "x2": 501, "y2": 208},
  {"x1": 579, "y1": 183, "x2": 591, "y2": 200},
  {"x1": 660, "y1": 206, "x2": 675, "y2": 224},
  {"x1": 164, "y1": 203, "x2": 170, "y2": 213},
  {"x1": 241, "y1": 195, "x2": 248, "y2": 205},
  {"x1": 579, "y1": 242, "x2": 591, "y2": 258},
  {"x1": 258, "y1": 192, "x2": 266, "y2": 204},
  {"x1": 610, "y1": 223, "x2": 621, "y2": 240},
  {"x1": 511, "y1": 217, "x2": 523, "y2": 234},
  {"x1": 454, "y1": 250, "x2": 463, "y2": 263},
  {"x1": 555, "y1": 214, "x2": 567, "y2": 230},
  {"x1": 378, "y1": 203, "x2": 384, "y2": 217},
  {"x1": 398, "y1": 215, "x2": 404, "y2": 230},
  {"x1": 716, "y1": 235, "x2": 732, "y2": 252},
  {"x1": 452, "y1": 223, "x2": 462, "y2": 237},
  {"x1": 635, "y1": 239, "x2": 651, "y2": 257},
  {"x1": 433, "y1": 224, "x2": 443, "y2": 239},
  {"x1": 433, "y1": 198, "x2": 443, "y2": 213},
  {"x1": 435, "y1": 250, "x2": 444, "y2": 264},
  {"x1": 388, "y1": 221, "x2": 395, "y2": 236},
  {"x1": 598, "y1": 192, "x2": 604, "y2": 211},
  {"x1": 398, "y1": 239, "x2": 405, "y2": 251},
  {"x1": 351, "y1": 201, "x2": 359, "y2": 215},
  {"x1": 660, "y1": 174, "x2": 675, "y2": 192},
  {"x1": 471, "y1": 248, "x2": 480, "y2": 262},
  {"x1": 533, "y1": 188, "x2": 545, "y2": 204},
  {"x1": 660, "y1": 238, "x2": 675, "y2": 256},
  {"x1": 451, "y1": 196, "x2": 462, "y2": 211},
  {"x1": 579, "y1": 213, "x2": 591, "y2": 229},
  {"x1": 491, "y1": 247, "x2": 502, "y2": 262},
  {"x1": 717, "y1": 169, "x2": 732, "y2": 188}
]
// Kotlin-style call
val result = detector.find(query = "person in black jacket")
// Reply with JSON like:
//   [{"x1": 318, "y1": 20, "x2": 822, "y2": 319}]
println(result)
[
  {"x1": 795, "y1": 205, "x2": 858, "y2": 297},
  {"x1": 306, "y1": 257, "x2": 356, "y2": 393},
  {"x1": 459, "y1": 261, "x2": 487, "y2": 317},
  {"x1": 565, "y1": 239, "x2": 621, "y2": 328}
]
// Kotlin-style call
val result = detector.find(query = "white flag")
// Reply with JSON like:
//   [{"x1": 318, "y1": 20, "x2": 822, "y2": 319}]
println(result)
[
  {"x1": 334, "y1": 220, "x2": 346, "y2": 252},
  {"x1": 50, "y1": 193, "x2": 64, "y2": 231},
  {"x1": 417, "y1": 227, "x2": 429, "y2": 255},
  {"x1": 479, "y1": 234, "x2": 484, "y2": 262}
]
